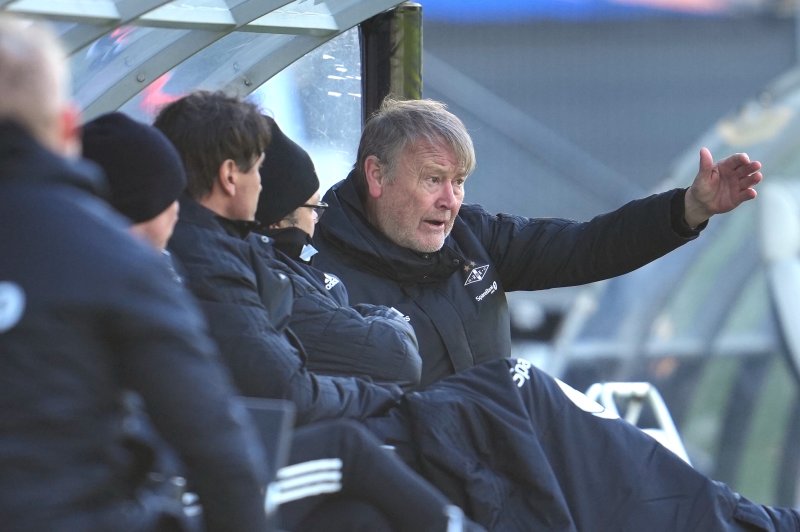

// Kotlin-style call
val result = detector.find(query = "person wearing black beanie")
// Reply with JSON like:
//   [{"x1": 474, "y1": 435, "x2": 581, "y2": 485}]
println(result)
[
  {"x1": 82, "y1": 111, "x2": 187, "y2": 250},
  {"x1": 253, "y1": 116, "x2": 424, "y2": 392},
  {"x1": 257, "y1": 115, "x2": 327, "y2": 261}
]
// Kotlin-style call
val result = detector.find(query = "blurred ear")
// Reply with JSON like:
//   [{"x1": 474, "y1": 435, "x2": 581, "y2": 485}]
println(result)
[
  {"x1": 364, "y1": 155, "x2": 384, "y2": 199},
  {"x1": 57, "y1": 104, "x2": 82, "y2": 158},
  {"x1": 217, "y1": 159, "x2": 238, "y2": 197}
]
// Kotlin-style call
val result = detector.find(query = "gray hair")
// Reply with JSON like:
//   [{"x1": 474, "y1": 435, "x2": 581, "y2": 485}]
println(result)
[
  {"x1": 355, "y1": 98, "x2": 476, "y2": 185},
  {"x1": 0, "y1": 15, "x2": 68, "y2": 143}
]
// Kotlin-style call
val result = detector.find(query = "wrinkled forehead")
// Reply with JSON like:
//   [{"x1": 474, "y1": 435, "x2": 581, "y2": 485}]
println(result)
[{"x1": 400, "y1": 138, "x2": 468, "y2": 177}]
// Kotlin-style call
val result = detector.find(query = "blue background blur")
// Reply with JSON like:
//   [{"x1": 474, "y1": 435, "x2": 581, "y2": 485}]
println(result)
[{"x1": 419, "y1": 0, "x2": 732, "y2": 22}]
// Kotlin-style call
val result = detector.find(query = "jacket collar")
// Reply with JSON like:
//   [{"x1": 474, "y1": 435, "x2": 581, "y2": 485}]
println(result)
[
  {"x1": 0, "y1": 120, "x2": 108, "y2": 197},
  {"x1": 266, "y1": 226, "x2": 318, "y2": 263},
  {"x1": 216, "y1": 217, "x2": 262, "y2": 239},
  {"x1": 316, "y1": 170, "x2": 464, "y2": 283},
  {"x1": 177, "y1": 193, "x2": 262, "y2": 239}
]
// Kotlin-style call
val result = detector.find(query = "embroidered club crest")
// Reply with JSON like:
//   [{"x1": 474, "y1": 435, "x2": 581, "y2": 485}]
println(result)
[{"x1": 464, "y1": 264, "x2": 489, "y2": 286}]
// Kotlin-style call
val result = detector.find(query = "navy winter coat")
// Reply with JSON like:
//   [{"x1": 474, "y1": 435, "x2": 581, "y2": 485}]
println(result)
[
  {"x1": 314, "y1": 171, "x2": 702, "y2": 386},
  {"x1": 167, "y1": 197, "x2": 404, "y2": 425},
  {"x1": 374, "y1": 358, "x2": 800, "y2": 532},
  {"x1": 263, "y1": 227, "x2": 422, "y2": 389},
  {"x1": 0, "y1": 122, "x2": 268, "y2": 532}
]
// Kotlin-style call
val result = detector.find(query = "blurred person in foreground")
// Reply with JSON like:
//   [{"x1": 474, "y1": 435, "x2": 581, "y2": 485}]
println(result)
[
  {"x1": 0, "y1": 15, "x2": 269, "y2": 532},
  {"x1": 161, "y1": 90, "x2": 799, "y2": 531},
  {"x1": 313, "y1": 97, "x2": 764, "y2": 387}
]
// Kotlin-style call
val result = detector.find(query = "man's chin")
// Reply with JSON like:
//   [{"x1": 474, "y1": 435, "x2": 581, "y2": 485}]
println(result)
[
  {"x1": 410, "y1": 236, "x2": 446, "y2": 254},
  {"x1": 385, "y1": 227, "x2": 446, "y2": 253}
]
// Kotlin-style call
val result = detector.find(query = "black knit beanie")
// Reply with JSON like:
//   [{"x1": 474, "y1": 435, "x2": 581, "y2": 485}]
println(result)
[
  {"x1": 256, "y1": 116, "x2": 319, "y2": 226},
  {"x1": 81, "y1": 112, "x2": 186, "y2": 223}
]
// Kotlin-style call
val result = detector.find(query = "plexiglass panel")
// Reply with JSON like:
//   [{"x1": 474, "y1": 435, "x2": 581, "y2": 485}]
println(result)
[
  {"x1": 249, "y1": 27, "x2": 361, "y2": 192},
  {"x1": 71, "y1": 25, "x2": 189, "y2": 109},
  {"x1": 120, "y1": 26, "x2": 361, "y2": 193},
  {"x1": 120, "y1": 30, "x2": 295, "y2": 119}
]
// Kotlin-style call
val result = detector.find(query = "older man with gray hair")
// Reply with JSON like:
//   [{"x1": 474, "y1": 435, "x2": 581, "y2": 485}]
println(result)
[{"x1": 314, "y1": 97, "x2": 764, "y2": 386}]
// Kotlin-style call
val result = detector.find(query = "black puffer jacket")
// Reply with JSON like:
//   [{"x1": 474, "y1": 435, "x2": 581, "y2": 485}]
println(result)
[
  {"x1": 0, "y1": 122, "x2": 268, "y2": 532},
  {"x1": 168, "y1": 197, "x2": 403, "y2": 425},
  {"x1": 379, "y1": 358, "x2": 800, "y2": 532},
  {"x1": 314, "y1": 172, "x2": 702, "y2": 386},
  {"x1": 262, "y1": 227, "x2": 422, "y2": 390}
]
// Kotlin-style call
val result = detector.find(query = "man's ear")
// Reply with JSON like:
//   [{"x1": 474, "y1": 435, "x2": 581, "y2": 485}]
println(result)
[
  {"x1": 57, "y1": 104, "x2": 82, "y2": 158},
  {"x1": 217, "y1": 159, "x2": 238, "y2": 197},
  {"x1": 363, "y1": 155, "x2": 384, "y2": 199}
]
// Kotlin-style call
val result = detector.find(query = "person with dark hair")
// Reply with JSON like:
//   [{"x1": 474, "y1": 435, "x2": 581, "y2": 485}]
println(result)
[
  {"x1": 154, "y1": 90, "x2": 269, "y2": 204},
  {"x1": 158, "y1": 91, "x2": 394, "y2": 419},
  {"x1": 0, "y1": 16, "x2": 269, "y2": 532},
  {"x1": 313, "y1": 97, "x2": 765, "y2": 387},
  {"x1": 161, "y1": 92, "x2": 799, "y2": 531},
  {"x1": 158, "y1": 90, "x2": 480, "y2": 532},
  {"x1": 256, "y1": 115, "x2": 422, "y2": 389}
]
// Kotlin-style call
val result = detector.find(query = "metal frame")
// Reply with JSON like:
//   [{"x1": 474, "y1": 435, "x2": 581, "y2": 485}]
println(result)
[
  {"x1": 585, "y1": 381, "x2": 692, "y2": 464},
  {"x1": 2, "y1": 0, "x2": 402, "y2": 118}
]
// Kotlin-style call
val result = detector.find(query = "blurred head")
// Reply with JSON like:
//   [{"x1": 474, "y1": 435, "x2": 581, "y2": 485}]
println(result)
[
  {"x1": 81, "y1": 112, "x2": 187, "y2": 250},
  {"x1": 357, "y1": 98, "x2": 475, "y2": 253},
  {"x1": 256, "y1": 116, "x2": 322, "y2": 237},
  {"x1": 154, "y1": 91, "x2": 270, "y2": 221},
  {"x1": 0, "y1": 15, "x2": 79, "y2": 156}
]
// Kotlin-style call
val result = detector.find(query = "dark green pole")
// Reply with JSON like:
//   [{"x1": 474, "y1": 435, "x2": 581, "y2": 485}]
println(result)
[{"x1": 360, "y1": 2, "x2": 422, "y2": 124}]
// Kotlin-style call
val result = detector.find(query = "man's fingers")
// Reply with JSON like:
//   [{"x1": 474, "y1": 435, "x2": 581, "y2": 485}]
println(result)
[
  {"x1": 722, "y1": 153, "x2": 759, "y2": 173},
  {"x1": 736, "y1": 170, "x2": 763, "y2": 190},
  {"x1": 737, "y1": 187, "x2": 758, "y2": 203},
  {"x1": 742, "y1": 160, "x2": 762, "y2": 174},
  {"x1": 744, "y1": 170, "x2": 764, "y2": 185}
]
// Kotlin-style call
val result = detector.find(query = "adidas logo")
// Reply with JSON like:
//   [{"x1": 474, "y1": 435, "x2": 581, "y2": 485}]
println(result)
[{"x1": 323, "y1": 273, "x2": 340, "y2": 291}]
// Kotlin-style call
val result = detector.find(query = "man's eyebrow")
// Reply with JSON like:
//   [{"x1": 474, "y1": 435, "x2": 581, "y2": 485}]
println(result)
[{"x1": 420, "y1": 160, "x2": 457, "y2": 172}]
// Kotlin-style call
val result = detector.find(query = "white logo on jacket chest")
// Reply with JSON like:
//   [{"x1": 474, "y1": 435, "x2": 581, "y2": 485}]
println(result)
[
  {"x1": 0, "y1": 282, "x2": 26, "y2": 333},
  {"x1": 323, "y1": 273, "x2": 340, "y2": 290},
  {"x1": 464, "y1": 264, "x2": 489, "y2": 286},
  {"x1": 475, "y1": 281, "x2": 497, "y2": 302}
]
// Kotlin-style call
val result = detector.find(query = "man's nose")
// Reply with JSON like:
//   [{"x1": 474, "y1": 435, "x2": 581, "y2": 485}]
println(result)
[{"x1": 436, "y1": 181, "x2": 457, "y2": 209}]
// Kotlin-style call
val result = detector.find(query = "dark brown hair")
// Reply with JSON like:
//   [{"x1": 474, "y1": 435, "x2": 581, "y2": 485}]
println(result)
[{"x1": 154, "y1": 91, "x2": 270, "y2": 199}]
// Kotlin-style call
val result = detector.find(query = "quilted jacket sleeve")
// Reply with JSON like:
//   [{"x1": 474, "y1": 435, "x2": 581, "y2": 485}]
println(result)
[
  {"x1": 169, "y1": 218, "x2": 402, "y2": 426},
  {"x1": 462, "y1": 189, "x2": 700, "y2": 291},
  {"x1": 287, "y1": 273, "x2": 423, "y2": 390}
]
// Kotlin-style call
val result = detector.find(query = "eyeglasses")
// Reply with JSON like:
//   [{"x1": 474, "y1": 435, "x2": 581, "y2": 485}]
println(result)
[{"x1": 301, "y1": 201, "x2": 329, "y2": 217}]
